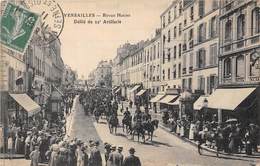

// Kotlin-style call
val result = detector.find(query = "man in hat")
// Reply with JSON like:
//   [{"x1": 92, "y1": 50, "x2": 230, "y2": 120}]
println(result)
[
  {"x1": 89, "y1": 141, "x2": 102, "y2": 166},
  {"x1": 25, "y1": 131, "x2": 32, "y2": 159},
  {"x1": 104, "y1": 143, "x2": 111, "y2": 165},
  {"x1": 123, "y1": 147, "x2": 141, "y2": 166},
  {"x1": 109, "y1": 146, "x2": 124, "y2": 166},
  {"x1": 30, "y1": 145, "x2": 40, "y2": 166}
]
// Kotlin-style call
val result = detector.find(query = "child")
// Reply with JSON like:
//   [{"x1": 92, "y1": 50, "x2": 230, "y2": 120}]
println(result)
[{"x1": 30, "y1": 145, "x2": 40, "y2": 166}]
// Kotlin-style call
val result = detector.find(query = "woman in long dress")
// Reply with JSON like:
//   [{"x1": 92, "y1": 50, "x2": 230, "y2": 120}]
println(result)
[{"x1": 189, "y1": 122, "x2": 195, "y2": 140}]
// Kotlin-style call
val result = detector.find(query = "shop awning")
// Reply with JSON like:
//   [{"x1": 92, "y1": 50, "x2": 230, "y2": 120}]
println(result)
[
  {"x1": 150, "y1": 94, "x2": 165, "y2": 103},
  {"x1": 207, "y1": 88, "x2": 256, "y2": 110},
  {"x1": 168, "y1": 97, "x2": 180, "y2": 106},
  {"x1": 9, "y1": 93, "x2": 41, "y2": 116},
  {"x1": 159, "y1": 95, "x2": 179, "y2": 104},
  {"x1": 130, "y1": 85, "x2": 141, "y2": 93},
  {"x1": 136, "y1": 90, "x2": 146, "y2": 96},
  {"x1": 194, "y1": 96, "x2": 209, "y2": 110}
]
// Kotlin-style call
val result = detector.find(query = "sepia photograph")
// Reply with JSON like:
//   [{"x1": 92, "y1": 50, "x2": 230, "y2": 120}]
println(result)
[{"x1": 0, "y1": 0, "x2": 260, "y2": 165}]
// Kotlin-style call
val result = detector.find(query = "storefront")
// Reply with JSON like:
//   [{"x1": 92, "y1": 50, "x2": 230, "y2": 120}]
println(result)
[
  {"x1": 150, "y1": 93, "x2": 165, "y2": 113},
  {"x1": 136, "y1": 89, "x2": 147, "y2": 106},
  {"x1": 205, "y1": 87, "x2": 259, "y2": 125},
  {"x1": 129, "y1": 84, "x2": 141, "y2": 103}
]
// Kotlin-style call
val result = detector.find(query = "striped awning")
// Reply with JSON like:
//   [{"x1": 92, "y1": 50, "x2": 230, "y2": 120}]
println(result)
[
  {"x1": 136, "y1": 90, "x2": 147, "y2": 96},
  {"x1": 159, "y1": 95, "x2": 179, "y2": 104},
  {"x1": 150, "y1": 94, "x2": 165, "y2": 103},
  {"x1": 9, "y1": 93, "x2": 41, "y2": 116}
]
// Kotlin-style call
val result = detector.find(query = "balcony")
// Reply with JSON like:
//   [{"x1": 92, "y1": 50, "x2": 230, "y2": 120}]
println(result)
[
  {"x1": 221, "y1": 34, "x2": 260, "y2": 56},
  {"x1": 235, "y1": 76, "x2": 245, "y2": 82},
  {"x1": 223, "y1": 77, "x2": 232, "y2": 83},
  {"x1": 189, "y1": 66, "x2": 193, "y2": 73},
  {"x1": 249, "y1": 75, "x2": 260, "y2": 82},
  {"x1": 182, "y1": 68, "x2": 186, "y2": 75}
]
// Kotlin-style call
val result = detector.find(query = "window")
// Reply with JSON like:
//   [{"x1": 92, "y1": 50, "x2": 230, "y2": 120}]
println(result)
[
  {"x1": 162, "y1": 16, "x2": 165, "y2": 28},
  {"x1": 225, "y1": 19, "x2": 232, "y2": 42},
  {"x1": 207, "y1": 75, "x2": 217, "y2": 94},
  {"x1": 162, "y1": 50, "x2": 165, "y2": 64},
  {"x1": 198, "y1": 76, "x2": 205, "y2": 92},
  {"x1": 189, "y1": 53, "x2": 193, "y2": 68},
  {"x1": 174, "y1": 26, "x2": 177, "y2": 38},
  {"x1": 210, "y1": 16, "x2": 217, "y2": 38},
  {"x1": 168, "y1": 30, "x2": 171, "y2": 42},
  {"x1": 183, "y1": 54, "x2": 187, "y2": 70},
  {"x1": 163, "y1": 35, "x2": 166, "y2": 44},
  {"x1": 198, "y1": 0, "x2": 205, "y2": 17},
  {"x1": 179, "y1": 23, "x2": 182, "y2": 36},
  {"x1": 182, "y1": 79, "x2": 187, "y2": 90},
  {"x1": 252, "y1": 8, "x2": 260, "y2": 35},
  {"x1": 250, "y1": 53, "x2": 260, "y2": 76},
  {"x1": 224, "y1": 58, "x2": 232, "y2": 78},
  {"x1": 168, "y1": 11, "x2": 171, "y2": 24},
  {"x1": 236, "y1": 55, "x2": 245, "y2": 77},
  {"x1": 178, "y1": 63, "x2": 181, "y2": 78},
  {"x1": 168, "y1": 68, "x2": 171, "y2": 80},
  {"x1": 190, "y1": 6, "x2": 194, "y2": 21},
  {"x1": 212, "y1": 0, "x2": 219, "y2": 10},
  {"x1": 198, "y1": 23, "x2": 206, "y2": 42},
  {"x1": 173, "y1": 65, "x2": 176, "y2": 79},
  {"x1": 153, "y1": 45, "x2": 156, "y2": 60},
  {"x1": 209, "y1": 44, "x2": 218, "y2": 65},
  {"x1": 196, "y1": 49, "x2": 206, "y2": 68},
  {"x1": 174, "y1": 6, "x2": 177, "y2": 19},
  {"x1": 189, "y1": 29, "x2": 193, "y2": 40},
  {"x1": 167, "y1": 48, "x2": 171, "y2": 62},
  {"x1": 174, "y1": 46, "x2": 177, "y2": 58},
  {"x1": 188, "y1": 78, "x2": 192, "y2": 90},
  {"x1": 179, "y1": 2, "x2": 182, "y2": 15},
  {"x1": 237, "y1": 14, "x2": 245, "y2": 40},
  {"x1": 179, "y1": 44, "x2": 182, "y2": 58},
  {"x1": 162, "y1": 69, "x2": 165, "y2": 80},
  {"x1": 157, "y1": 43, "x2": 160, "y2": 58}
]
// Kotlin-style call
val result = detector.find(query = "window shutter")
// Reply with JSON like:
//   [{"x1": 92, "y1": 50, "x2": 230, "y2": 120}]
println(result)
[
  {"x1": 202, "y1": 77, "x2": 205, "y2": 92},
  {"x1": 196, "y1": 51, "x2": 199, "y2": 68},
  {"x1": 203, "y1": 49, "x2": 206, "y2": 67},
  {"x1": 206, "y1": 76, "x2": 210, "y2": 94},
  {"x1": 209, "y1": 46, "x2": 213, "y2": 65},
  {"x1": 204, "y1": 22, "x2": 207, "y2": 41},
  {"x1": 208, "y1": 19, "x2": 212, "y2": 38}
]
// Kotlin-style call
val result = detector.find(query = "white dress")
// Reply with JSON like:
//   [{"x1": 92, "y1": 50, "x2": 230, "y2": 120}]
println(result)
[{"x1": 189, "y1": 123, "x2": 195, "y2": 140}]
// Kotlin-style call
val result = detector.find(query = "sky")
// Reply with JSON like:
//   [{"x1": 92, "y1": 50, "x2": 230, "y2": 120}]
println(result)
[{"x1": 56, "y1": 0, "x2": 172, "y2": 79}]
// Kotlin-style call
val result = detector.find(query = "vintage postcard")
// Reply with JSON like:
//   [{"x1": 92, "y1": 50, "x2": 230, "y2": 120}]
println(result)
[{"x1": 0, "y1": 0, "x2": 260, "y2": 166}]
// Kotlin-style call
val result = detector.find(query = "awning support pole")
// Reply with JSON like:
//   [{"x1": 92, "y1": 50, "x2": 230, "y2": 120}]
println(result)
[{"x1": 218, "y1": 109, "x2": 222, "y2": 124}]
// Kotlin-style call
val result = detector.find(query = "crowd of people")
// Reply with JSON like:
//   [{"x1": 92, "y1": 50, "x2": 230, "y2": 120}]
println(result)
[{"x1": 162, "y1": 110, "x2": 260, "y2": 156}]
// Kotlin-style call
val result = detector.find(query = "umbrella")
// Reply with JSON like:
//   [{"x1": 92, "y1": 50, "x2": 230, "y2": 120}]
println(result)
[
  {"x1": 160, "y1": 108, "x2": 169, "y2": 113},
  {"x1": 225, "y1": 118, "x2": 238, "y2": 123}
]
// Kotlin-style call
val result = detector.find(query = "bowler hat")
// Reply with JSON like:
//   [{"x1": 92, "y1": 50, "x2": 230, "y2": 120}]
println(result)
[{"x1": 129, "y1": 147, "x2": 135, "y2": 153}]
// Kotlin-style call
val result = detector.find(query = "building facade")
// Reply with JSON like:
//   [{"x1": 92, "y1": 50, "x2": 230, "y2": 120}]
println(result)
[{"x1": 94, "y1": 60, "x2": 113, "y2": 88}]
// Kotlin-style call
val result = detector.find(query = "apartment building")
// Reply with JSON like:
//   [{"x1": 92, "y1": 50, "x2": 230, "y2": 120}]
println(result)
[{"x1": 161, "y1": 0, "x2": 183, "y2": 92}]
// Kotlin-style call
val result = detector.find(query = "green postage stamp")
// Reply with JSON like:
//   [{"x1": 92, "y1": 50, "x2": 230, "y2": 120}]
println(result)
[{"x1": 0, "y1": 2, "x2": 39, "y2": 53}]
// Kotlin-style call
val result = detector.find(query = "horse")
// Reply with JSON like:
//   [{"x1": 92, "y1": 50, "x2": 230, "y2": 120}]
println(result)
[
  {"x1": 131, "y1": 121, "x2": 145, "y2": 143},
  {"x1": 122, "y1": 115, "x2": 132, "y2": 134},
  {"x1": 108, "y1": 114, "x2": 119, "y2": 134},
  {"x1": 142, "y1": 119, "x2": 159, "y2": 142}
]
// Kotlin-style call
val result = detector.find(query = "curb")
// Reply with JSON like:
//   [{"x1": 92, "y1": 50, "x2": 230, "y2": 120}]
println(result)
[
  {"x1": 158, "y1": 124, "x2": 260, "y2": 159},
  {"x1": 0, "y1": 154, "x2": 25, "y2": 159}
]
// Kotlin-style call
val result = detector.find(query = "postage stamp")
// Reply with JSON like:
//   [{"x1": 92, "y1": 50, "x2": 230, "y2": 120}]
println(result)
[
  {"x1": 0, "y1": 2, "x2": 39, "y2": 54},
  {"x1": 23, "y1": 0, "x2": 65, "y2": 45}
]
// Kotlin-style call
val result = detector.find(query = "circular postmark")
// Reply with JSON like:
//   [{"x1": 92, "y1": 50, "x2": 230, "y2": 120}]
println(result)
[{"x1": 22, "y1": 0, "x2": 65, "y2": 45}]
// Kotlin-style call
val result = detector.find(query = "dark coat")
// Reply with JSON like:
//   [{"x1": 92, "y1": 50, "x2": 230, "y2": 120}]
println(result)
[
  {"x1": 89, "y1": 147, "x2": 102, "y2": 166},
  {"x1": 123, "y1": 155, "x2": 141, "y2": 166}
]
